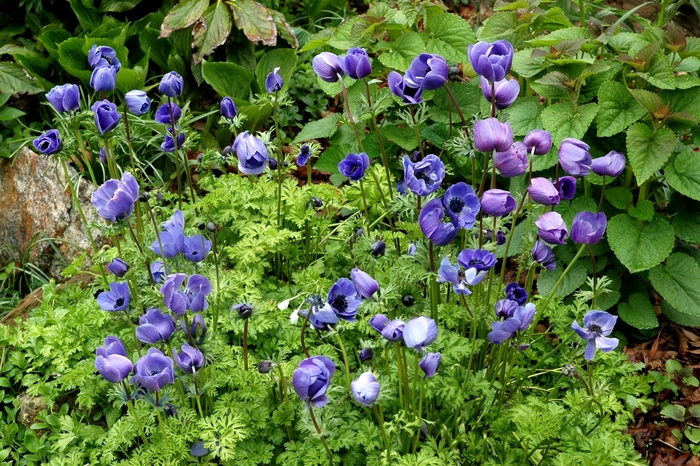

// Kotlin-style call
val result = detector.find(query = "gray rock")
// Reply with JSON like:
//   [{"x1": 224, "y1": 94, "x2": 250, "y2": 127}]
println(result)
[{"x1": 0, "y1": 147, "x2": 105, "y2": 280}]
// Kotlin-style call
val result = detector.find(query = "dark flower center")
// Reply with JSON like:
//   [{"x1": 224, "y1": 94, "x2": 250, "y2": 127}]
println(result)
[
  {"x1": 449, "y1": 198, "x2": 465, "y2": 213},
  {"x1": 192, "y1": 251, "x2": 198, "y2": 256},
  {"x1": 115, "y1": 298, "x2": 124, "y2": 307},
  {"x1": 415, "y1": 170, "x2": 431, "y2": 182},
  {"x1": 468, "y1": 259, "x2": 484, "y2": 267},
  {"x1": 332, "y1": 295, "x2": 347, "y2": 311},
  {"x1": 350, "y1": 164, "x2": 361, "y2": 175},
  {"x1": 589, "y1": 324, "x2": 602, "y2": 335}
]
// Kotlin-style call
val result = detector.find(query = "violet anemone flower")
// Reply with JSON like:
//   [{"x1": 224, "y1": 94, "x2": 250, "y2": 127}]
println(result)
[
  {"x1": 96, "y1": 336, "x2": 128, "y2": 358},
  {"x1": 505, "y1": 282, "x2": 528, "y2": 305},
  {"x1": 312, "y1": 52, "x2": 344, "y2": 82},
  {"x1": 494, "y1": 142, "x2": 528, "y2": 177},
  {"x1": 92, "y1": 100, "x2": 121, "y2": 135},
  {"x1": 351, "y1": 268, "x2": 378, "y2": 299},
  {"x1": 95, "y1": 353, "x2": 132, "y2": 383},
  {"x1": 480, "y1": 77, "x2": 519, "y2": 110},
  {"x1": 524, "y1": 129, "x2": 552, "y2": 155},
  {"x1": 46, "y1": 84, "x2": 80, "y2": 113},
  {"x1": 182, "y1": 235, "x2": 211, "y2": 263},
  {"x1": 88, "y1": 45, "x2": 120, "y2": 69},
  {"x1": 481, "y1": 189, "x2": 516, "y2": 217},
  {"x1": 532, "y1": 241, "x2": 556, "y2": 270},
  {"x1": 338, "y1": 152, "x2": 370, "y2": 181},
  {"x1": 293, "y1": 356, "x2": 335, "y2": 408},
  {"x1": 382, "y1": 319, "x2": 405, "y2": 342},
  {"x1": 488, "y1": 303, "x2": 536, "y2": 344},
  {"x1": 107, "y1": 258, "x2": 129, "y2": 277},
  {"x1": 155, "y1": 102, "x2": 181, "y2": 124},
  {"x1": 419, "y1": 198, "x2": 459, "y2": 246},
  {"x1": 572, "y1": 310, "x2": 619, "y2": 360},
  {"x1": 438, "y1": 257, "x2": 487, "y2": 295},
  {"x1": 559, "y1": 138, "x2": 591, "y2": 176},
  {"x1": 162, "y1": 129, "x2": 185, "y2": 153},
  {"x1": 473, "y1": 118, "x2": 513, "y2": 153},
  {"x1": 33, "y1": 129, "x2": 62, "y2": 155},
  {"x1": 404, "y1": 154, "x2": 445, "y2": 196},
  {"x1": 136, "y1": 308, "x2": 176, "y2": 344},
  {"x1": 494, "y1": 299, "x2": 518, "y2": 319},
  {"x1": 403, "y1": 316, "x2": 438, "y2": 352},
  {"x1": 405, "y1": 53, "x2": 448, "y2": 90},
  {"x1": 339, "y1": 48, "x2": 372, "y2": 80},
  {"x1": 443, "y1": 182, "x2": 480, "y2": 229},
  {"x1": 97, "y1": 282, "x2": 131, "y2": 312},
  {"x1": 570, "y1": 211, "x2": 607, "y2": 245},
  {"x1": 150, "y1": 261, "x2": 168, "y2": 283},
  {"x1": 528, "y1": 178, "x2": 561, "y2": 206},
  {"x1": 591, "y1": 151, "x2": 626, "y2": 177},
  {"x1": 297, "y1": 144, "x2": 312, "y2": 167},
  {"x1": 327, "y1": 278, "x2": 362, "y2": 321},
  {"x1": 419, "y1": 352, "x2": 441, "y2": 378},
  {"x1": 369, "y1": 314, "x2": 389, "y2": 333},
  {"x1": 557, "y1": 176, "x2": 577, "y2": 201},
  {"x1": 172, "y1": 343, "x2": 205, "y2": 373},
  {"x1": 299, "y1": 296, "x2": 338, "y2": 331},
  {"x1": 351, "y1": 372, "x2": 380, "y2": 407},
  {"x1": 125, "y1": 90, "x2": 151, "y2": 115},
  {"x1": 220, "y1": 96, "x2": 237, "y2": 119},
  {"x1": 90, "y1": 65, "x2": 118, "y2": 92},
  {"x1": 130, "y1": 347, "x2": 175, "y2": 392},
  {"x1": 359, "y1": 348, "x2": 373, "y2": 362},
  {"x1": 159, "y1": 71, "x2": 184, "y2": 98},
  {"x1": 535, "y1": 212, "x2": 568, "y2": 245},
  {"x1": 149, "y1": 227, "x2": 185, "y2": 259},
  {"x1": 468, "y1": 40, "x2": 514, "y2": 82},
  {"x1": 233, "y1": 131, "x2": 269, "y2": 175},
  {"x1": 160, "y1": 273, "x2": 212, "y2": 315},
  {"x1": 265, "y1": 67, "x2": 284, "y2": 93},
  {"x1": 458, "y1": 248, "x2": 497, "y2": 271},
  {"x1": 388, "y1": 71, "x2": 423, "y2": 104}
]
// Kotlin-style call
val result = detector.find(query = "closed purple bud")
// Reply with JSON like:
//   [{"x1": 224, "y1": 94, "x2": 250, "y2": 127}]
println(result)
[
  {"x1": 535, "y1": 212, "x2": 568, "y2": 245},
  {"x1": 351, "y1": 268, "x2": 379, "y2": 299},
  {"x1": 265, "y1": 67, "x2": 284, "y2": 93},
  {"x1": 405, "y1": 54, "x2": 448, "y2": 90},
  {"x1": 107, "y1": 258, "x2": 129, "y2": 277},
  {"x1": 98, "y1": 147, "x2": 107, "y2": 163},
  {"x1": 557, "y1": 176, "x2": 577, "y2": 200},
  {"x1": 91, "y1": 99, "x2": 121, "y2": 135},
  {"x1": 233, "y1": 131, "x2": 269, "y2": 175},
  {"x1": 340, "y1": 48, "x2": 372, "y2": 80},
  {"x1": 155, "y1": 103, "x2": 181, "y2": 124},
  {"x1": 419, "y1": 198, "x2": 459, "y2": 246},
  {"x1": 388, "y1": 71, "x2": 424, "y2": 105},
  {"x1": 528, "y1": 178, "x2": 560, "y2": 206},
  {"x1": 468, "y1": 40, "x2": 514, "y2": 82},
  {"x1": 407, "y1": 243, "x2": 417, "y2": 256},
  {"x1": 136, "y1": 308, "x2": 176, "y2": 344},
  {"x1": 338, "y1": 152, "x2": 370, "y2": 181},
  {"x1": 359, "y1": 348, "x2": 373, "y2": 362},
  {"x1": 524, "y1": 129, "x2": 552, "y2": 155},
  {"x1": 313, "y1": 52, "x2": 344, "y2": 82},
  {"x1": 297, "y1": 144, "x2": 312, "y2": 166},
  {"x1": 88, "y1": 45, "x2": 119, "y2": 69},
  {"x1": 570, "y1": 211, "x2": 607, "y2": 245},
  {"x1": 505, "y1": 282, "x2": 528, "y2": 305},
  {"x1": 125, "y1": 90, "x2": 151, "y2": 115},
  {"x1": 172, "y1": 343, "x2": 205, "y2": 373},
  {"x1": 403, "y1": 316, "x2": 438, "y2": 351},
  {"x1": 381, "y1": 319, "x2": 405, "y2": 342},
  {"x1": 231, "y1": 303, "x2": 253, "y2": 319},
  {"x1": 559, "y1": 138, "x2": 592, "y2": 176},
  {"x1": 480, "y1": 77, "x2": 519, "y2": 110},
  {"x1": 481, "y1": 189, "x2": 516, "y2": 217},
  {"x1": 369, "y1": 314, "x2": 389, "y2": 333},
  {"x1": 46, "y1": 84, "x2": 80, "y2": 113},
  {"x1": 90, "y1": 65, "x2": 118, "y2": 92},
  {"x1": 351, "y1": 372, "x2": 380, "y2": 407},
  {"x1": 162, "y1": 129, "x2": 186, "y2": 153},
  {"x1": 95, "y1": 354, "x2": 133, "y2": 383},
  {"x1": 258, "y1": 360, "x2": 273, "y2": 373},
  {"x1": 419, "y1": 352, "x2": 441, "y2": 378},
  {"x1": 532, "y1": 241, "x2": 556, "y2": 270},
  {"x1": 96, "y1": 336, "x2": 128, "y2": 358},
  {"x1": 495, "y1": 230, "x2": 506, "y2": 245},
  {"x1": 591, "y1": 151, "x2": 626, "y2": 177},
  {"x1": 494, "y1": 142, "x2": 527, "y2": 177},
  {"x1": 220, "y1": 96, "x2": 237, "y2": 119},
  {"x1": 33, "y1": 129, "x2": 62, "y2": 155},
  {"x1": 474, "y1": 118, "x2": 513, "y2": 153},
  {"x1": 159, "y1": 71, "x2": 184, "y2": 97},
  {"x1": 371, "y1": 240, "x2": 386, "y2": 257}
]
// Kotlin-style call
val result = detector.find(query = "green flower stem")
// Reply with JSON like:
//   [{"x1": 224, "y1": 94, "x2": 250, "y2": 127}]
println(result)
[
  {"x1": 636, "y1": 180, "x2": 648, "y2": 229},
  {"x1": 400, "y1": 347, "x2": 411, "y2": 412},
  {"x1": 429, "y1": 242, "x2": 439, "y2": 321},
  {"x1": 394, "y1": 342, "x2": 405, "y2": 410},
  {"x1": 358, "y1": 179, "x2": 371, "y2": 234},
  {"x1": 300, "y1": 305, "x2": 312, "y2": 358},
  {"x1": 122, "y1": 382, "x2": 147, "y2": 442},
  {"x1": 210, "y1": 228, "x2": 221, "y2": 334},
  {"x1": 124, "y1": 310, "x2": 142, "y2": 356},
  {"x1": 59, "y1": 158, "x2": 101, "y2": 262},
  {"x1": 276, "y1": 364, "x2": 287, "y2": 403},
  {"x1": 243, "y1": 319, "x2": 249, "y2": 371},
  {"x1": 412, "y1": 380, "x2": 424, "y2": 453},
  {"x1": 364, "y1": 80, "x2": 393, "y2": 199},
  {"x1": 498, "y1": 189, "x2": 529, "y2": 291},
  {"x1": 144, "y1": 201, "x2": 170, "y2": 277},
  {"x1": 597, "y1": 175, "x2": 606, "y2": 212},
  {"x1": 103, "y1": 138, "x2": 118, "y2": 181},
  {"x1": 272, "y1": 93, "x2": 284, "y2": 228},
  {"x1": 587, "y1": 244, "x2": 597, "y2": 308},
  {"x1": 71, "y1": 126, "x2": 98, "y2": 188},
  {"x1": 490, "y1": 148, "x2": 498, "y2": 190},
  {"x1": 578, "y1": 0, "x2": 586, "y2": 25},
  {"x1": 339, "y1": 78, "x2": 365, "y2": 153},
  {"x1": 192, "y1": 369, "x2": 204, "y2": 417},
  {"x1": 584, "y1": 363, "x2": 605, "y2": 436},
  {"x1": 154, "y1": 398, "x2": 169, "y2": 446},
  {"x1": 334, "y1": 333, "x2": 352, "y2": 392},
  {"x1": 124, "y1": 214, "x2": 154, "y2": 284},
  {"x1": 166, "y1": 96, "x2": 195, "y2": 210},
  {"x1": 409, "y1": 105, "x2": 424, "y2": 158},
  {"x1": 308, "y1": 405, "x2": 333, "y2": 466},
  {"x1": 539, "y1": 244, "x2": 587, "y2": 314},
  {"x1": 121, "y1": 109, "x2": 145, "y2": 239},
  {"x1": 373, "y1": 404, "x2": 391, "y2": 464},
  {"x1": 444, "y1": 83, "x2": 467, "y2": 127},
  {"x1": 524, "y1": 265, "x2": 535, "y2": 298}
]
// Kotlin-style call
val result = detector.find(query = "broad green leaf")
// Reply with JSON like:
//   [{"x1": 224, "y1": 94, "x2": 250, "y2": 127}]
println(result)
[
  {"x1": 662, "y1": 301, "x2": 700, "y2": 326},
  {"x1": 536, "y1": 262, "x2": 587, "y2": 297},
  {"x1": 293, "y1": 114, "x2": 341, "y2": 143},
  {"x1": 674, "y1": 74, "x2": 700, "y2": 89},
  {"x1": 665, "y1": 151, "x2": 700, "y2": 202},
  {"x1": 607, "y1": 213, "x2": 674, "y2": 272},
  {"x1": 230, "y1": 0, "x2": 277, "y2": 47},
  {"x1": 541, "y1": 102, "x2": 598, "y2": 146},
  {"x1": 69, "y1": 0, "x2": 100, "y2": 31},
  {"x1": 651, "y1": 253, "x2": 700, "y2": 317},
  {"x1": 99, "y1": 0, "x2": 143, "y2": 12},
  {"x1": 604, "y1": 186, "x2": 633, "y2": 210},
  {"x1": 139, "y1": 28, "x2": 170, "y2": 70},
  {"x1": 378, "y1": 32, "x2": 424, "y2": 71},
  {"x1": 660, "y1": 87, "x2": 700, "y2": 121},
  {"x1": 116, "y1": 52, "x2": 149, "y2": 94},
  {"x1": 527, "y1": 27, "x2": 590, "y2": 46},
  {"x1": 555, "y1": 196, "x2": 597, "y2": 227},
  {"x1": 596, "y1": 82, "x2": 646, "y2": 137},
  {"x1": 424, "y1": 13, "x2": 476, "y2": 64},
  {"x1": 638, "y1": 54, "x2": 676, "y2": 89},
  {"x1": 628, "y1": 89, "x2": 664, "y2": 116},
  {"x1": 255, "y1": 49, "x2": 297, "y2": 94},
  {"x1": 160, "y1": 0, "x2": 208, "y2": 38},
  {"x1": 626, "y1": 123, "x2": 675, "y2": 185},
  {"x1": 660, "y1": 404, "x2": 686, "y2": 422},
  {"x1": 477, "y1": 12, "x2": 519, "y2": 43},
  {"x1": 506, "y1": 98, "x2": 543, "y2": 136},
  {"x1": 627, "y1": 199, "x2": 654, "y2": 221},
  {"x1": 38, "y1": 28, "x2": 72, "y2": 61},
  {"x1": 685, "y1": 427, "x2": 700, "y2": 443},
  {"x1": 269, "y1": 10, "x2": 299, "y2": 49},
  {"x1": 382, "y1": 125, "x2": 418, "y2": 151},
  {"x1": 0, "y1": 106, "x2": 25, "y2": 121},
  {"x1": 202, "y1": 61, "x2": 254, "y2": 100},
  {"x1": 192, "y1": 2, "x2": 232, "y2": 64},
  {"x1": 239, "y1": 104, "x2": 271, "y2": 132},
  {"x1": 0, "y1": 62, "x2": 43, "y2": 94},
  {"x1": 511, "y1": 48, "x2": 547, "y2": 77},
  {"x1": 314, "y1": 144, "x2": 351, "y2": 174},
  {"x1": 430, "y1": 82, "x2": 481, "y2": 125},
  {"x1": 618, "y1": 293, "x2": 658, "y2": 329},
  {"x1": 672, "y1": 212, "x2": 700, "y2": 243}
]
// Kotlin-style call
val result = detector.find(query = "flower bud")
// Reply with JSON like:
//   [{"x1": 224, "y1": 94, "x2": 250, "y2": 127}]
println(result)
[
  {"x1": 371, "y1": 240, "x2": 386, "y2": 257},
  {"x1": 220, "y1": 96, "x2": 237, "y2": 119},
  {"x1": 524, "y1": 129, "x2": 552, "y2": 155},
  {"x1": 258, "y1": 360, "x2": 273, "y2": 374},
  {"x1": 159, "y1": 71, "x2": 184, "y2": 97},
  {"x1": 125, "y1": 90, "x2": 151, "y2": 115},
  {"x1": 359, "y1": 348, "x2": 373, "y2": 362},
  {"x1": 107, "y1": 258, "x2": 129, "y2": 277},
  {"x1": 481, "y1": 189, "x2": 516, "y2": 217},
  {"x1": 591, "y1": 150, "x2": 626, "y2": 177},
  {"x1": 528, "y1": 178, "x2": 560, "y2": 206},
  {"x1": 474, "y1": 118, "x2": 513, "y2": 153}
]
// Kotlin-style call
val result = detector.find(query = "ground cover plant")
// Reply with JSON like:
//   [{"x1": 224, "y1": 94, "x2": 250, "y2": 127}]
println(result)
[{"x1": 2, "y1": 0, "x2": 700, "y2": 465}]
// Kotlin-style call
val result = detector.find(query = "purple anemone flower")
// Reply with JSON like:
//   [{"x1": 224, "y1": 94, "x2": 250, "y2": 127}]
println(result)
[
  {"x1": 535, "y1": 212, "x2": 568, "y2": 245},
  {"x1": 404, "y1": 155, "x2": 445, "y2": 196},
  {"x1": 468, "y1": 40, "x2": 514, "y2": 82},
  {"x1": 92, "y1": 99, "x2": 121, "y2": 135},
  {"x1": 528, "y1": 178, "x2": 561, "y2": 206},
  {"x1": 494, "y1": 142, "x2": 528, "y2": 177},
  {"x1": 183, "y1": 235, "x2": 211, "y2": 263},
  {"x1": 46, "y1": 83, "x2": 80, "y2": 113},
  {"x1": 559, "y1": 138, "x2": 592, "y2": 177},
  {"x1": 299, "y1": 297, "x2": 338, "y2": 331},
  {"x1": 419, "y1": 198, "x2": 459, "y2": 246},
  {"x1": 494, "y1": 298, "x2": 519, "y2": 319},
  {"x1": 155, "y1": 103, "x2": 181, "y2": 124},
  {"x1": 97, "y1": 282, "x2": 130, "y2": 312},
  {"x1": 505, "y1": 282, "x2": 528, "y2": 305},
  {"x1": 233, "y1": 131, "x2": 269, "y2": 176},
  {"x1": 405, "y1": 53, "x2": 448, "y2": 90},
  {"x1": 443, "y1": 182, "x2": 480, "y2": 229},
  {"x1": 382, "y1": 319, "x2": 406, "y2": 342},
  {"x1": 369, "y1": 314, "x2": 389, "y2": 333},
  {"x1": 95, "y1": 353, "x2": 132, "y2": 383},
  {"x1": 419, "y1": 352, "x2": 441, "y2": 378},
  {"x1": 480, "y1": 77, "x2": 519, "y2": 110},
  {"x1": 136, "y1": 308, "x2": 176, "y2": 344},
  {"x1": 90, "y1": 65, "x2": 118, "y2": 92},
  {"x1": 338, "y1": 152, "x2": 370, "y2": 181},
  {"x1": 458, "y1": 248, "x2": 497, "y2": 272},
  {"x1": 313, "y1": 52, "x2": 344, "y2": 82},
  {"x1": 297, "y1": 144, "x2": 312, "y2": 167},
  {"x1": 88, "y1": 45, "x2": 120, "y2": 69},
  {"x1": 327, "y1": 278, "x2": 362, "y2": 321},
  {"x1": 524, "y1": 129, "x2": 552, "y2": 155},
  {"x1": 160, "y1": 273, "x2": 212, "y2": 315},
  {"x1": 130, "y1": 347, "x2": 174, "y2": 392},
  {"x1": 351, "y1": 372, "x2": 380, "y2": 407},
  {"x1": 339, "y1": 48, "x2": 372, "y2": 80},
  {"x1": 488, "y1": 303, "x2": 536, "y2": 344},
  {"x1": 481, "y1": 189, "x2": 516, "y2": 217},
  {"x1": 532, "y1": 241, "x2": 556, "y2": 270},
  {"x1": 572, "y1": 310, "x2": 619, "y2": 360},
  {"x1": 570, "y1": 211, "x2": 607, "y2": 245},
  {"x1": 125, "y1": 90, "x2": 150, "y2": 115},
  {"x1": 403, "y1": 316, "x2": 438, "y2": 352},
  {"x1": 159, "y1": 71, "x2": 184, "y2": 98},
  {"x1": 33, "y1": 129, "x2": 62, "y2": 155},
  {"x1": 220, "y1": 96, "x2": 237, "y2": 119},
  {"x1": 96, "y1": 336, "x2": 128, "y2": 358},
  {"x1": 149, "y1": 227, "x2": 185, "y2": 259},
  {"x1": 293, "y1": 356, "x2": 335, "y2": 408},
  {"x1": 92, "y1": 171, "x2": 139, "y2": 222},
  {"x1": 591, "y1": 151, "x2": 626, "y2": 177},
  {"x1": 474, "y1": 118, "x2": 513, "y2": 153},
  {"x1": 557, "y1": 176, "x2": 577, "y2": 200},
  {"x1": 438, "y1": 257, "x2": 487, "y2": 295},
  {"x1": 351, "y1": 268, "x2": 378, "y2": 299},
  {"x1": 388, "y1": 71, "x2": 424, "y2": 104},
  {"x1": 172, "y1": 343, "x2": 205, "y2": 373},
  {"x1": 266, "y1": 67, "x2": 284, "y2": 93}
]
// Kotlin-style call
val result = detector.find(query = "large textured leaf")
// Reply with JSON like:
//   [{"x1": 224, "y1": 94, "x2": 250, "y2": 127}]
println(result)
[
  {"x1": 116, "y1": 51, "x2": 149, "y2": 94},
  {"x1": 230, "y1": 0, "x2": 277, "y2": 47},
  {"x1": 665, "y1": 151, "x2": 700, "y2": 202},
  {"x1": 650, "y1": 253, "x2": 700, "y2": 317},
  {"x1": 160, "y1": 0, "x2": 209, "y2": 38},
  {"x1": 596, "y1": 81, "x2": 646, "y2": 137},
  {"x1": 69, "y1": 0, "x2": 100, "y2": 31},
  {"x1": 626, "y1": 123, "x2": 675, "y2": 185},
  {"x1": 378, "y1": 32, "x2": 424, "y2": 71},
  {"x1": 424, "y1": 12, "x2": 476, "y2": 63},
  {"x1": 255, "y1": 49, "x2": 297, "y2": 94},
  {"x1": 618, "y1": 293, "x2": 658, "y2": 329},
  {"x1": 201, "y1": 61, "x2": 253, "y2": 100},
  {"x1": 541, "y1": 102, "x2": 598, "y2": 146},
  {"x1": 0, "y1": 62, "x2": 43, "y2": 95},
  {"x1": 607, "y1": 213, "x2": 674, "y2": 273},
  {"x1": 99, "y1": 0, "x2": 144, "y2": 12},
  {"x1": 293, "y1": 114, "x2": 341, "y2": 143},
  {"x1": 192, "y1": 2, "x2": 232, "y2": 64},
  {"x1": 139, "y1": 28, "x2": 170, "y2": 70},
  {"x1": 508, "y1": 98, "x2": 543, "y2": 136}
]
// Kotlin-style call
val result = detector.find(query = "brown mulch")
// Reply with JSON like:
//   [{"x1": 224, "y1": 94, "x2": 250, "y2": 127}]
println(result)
[{"x1": 625, "y1": 320, "x2": 700, "y2": 465}]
